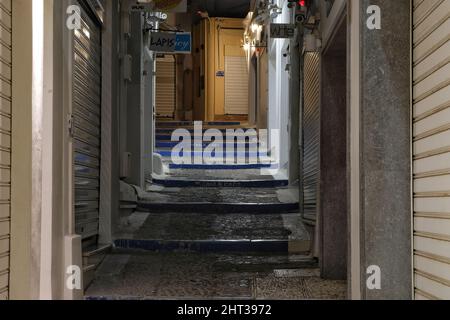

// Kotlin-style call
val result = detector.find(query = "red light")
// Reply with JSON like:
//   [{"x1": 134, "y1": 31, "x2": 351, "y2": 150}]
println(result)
[{"x1": 299, "y1": 0, "x2": 305, "y2": 6}]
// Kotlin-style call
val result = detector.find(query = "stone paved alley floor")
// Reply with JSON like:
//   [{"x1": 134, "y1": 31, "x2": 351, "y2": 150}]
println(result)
[
  {"x1": 86, "y1": 208, "x2": 346, "y2": 300},
  {"x1": 86, "y1": 251, "x2": 346, "y2": 300},
  {"x1": 86, "y1": 121, "x2": 347, "y2": 300}
]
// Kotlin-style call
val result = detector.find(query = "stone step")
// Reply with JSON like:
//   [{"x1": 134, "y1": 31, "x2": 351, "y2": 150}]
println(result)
[
  {"x1": 151, "y1": 178, "x2": 289, "y2": 188},
  {"x1": 156, "y1": 141, "x2": 260, "y2": 148},
  {"x1": 167, "y1": 163, "x2": 276, "y2": 170},
  {"x1": 114, "y1": 239, "x2": 301, "y2": 254},
  {"x1": 117, "y1": 212, "x2": 306, "y2": 240},
  {"x1": 151, "y1": 167, "x2": 286, "y2": 188},
  {"x1": 156, "y1": 128, "x2": 255, "y2": 134},
  {"x1": 137, "y1": 202, "x2": 299, "y2": 214},
  {"x1": 156, "y1": 134, "x2": 259, "y2": 141},
  {"x1": 82, "y1": 244, "x2": 113, "y2": 290},
  {"x1": 156, "y1": 150, "x2": 269, "y2": 158},
  {"x1": 139, "y1": 186, "x2": 298, "y2": 210},
  {"x1": 210, "y1": 254, "x2": 317, "y2": 272},
  {"x1": 114, "y1": 211, "x2": 309, "y2": 254},
  {"x1": 156, "y1": 121, "x2": 242, "y2": 127},
  {"x1": 83, "y1": 244, "x2": 113, "y2": 266}
]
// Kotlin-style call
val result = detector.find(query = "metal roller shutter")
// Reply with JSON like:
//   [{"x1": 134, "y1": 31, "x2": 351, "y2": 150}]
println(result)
[
  {"x1": 73, "y1": 2, "x2": 102, "y2": 242},
  {"x1": 0, "y1": 0, "x2": 10, "y2": 300},
  {"x1": 413, "y1": 0, "x2": 450, "y2": 300},
  {"x1": 225, "y1": 56, "x2": 249, "y2": 115},
  {"x1": 302, "y1": 52, "x2": 320, "y2": 226},
  {"x1": 156, "y1": 55, "x2": 176, "y2": 118}
]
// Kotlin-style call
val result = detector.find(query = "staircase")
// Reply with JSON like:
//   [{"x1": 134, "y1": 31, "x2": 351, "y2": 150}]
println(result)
[
  {"x1": 154, "y1": 121, "x2": 276, "y2": 171},
  {"x1": 85, "y1": 121, "x2": 319, "y2": 300},
  {"x1": 153, "y1": 121, "x2": 285, "y2": 187}
]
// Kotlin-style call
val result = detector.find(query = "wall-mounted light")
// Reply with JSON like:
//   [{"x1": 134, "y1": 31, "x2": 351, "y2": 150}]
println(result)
[
  {"x1": 242, "y1": 34, "x2": 251, "y2": 51},
  {"x1": 268, "y1": 5, "x2": 282, "y2": 19},
  {"x1": 251, "y1": 23, "x2": 260, "y2": 33},
  {"x1": 197, "y1": 11, "x2": 209, "y2": 19}
]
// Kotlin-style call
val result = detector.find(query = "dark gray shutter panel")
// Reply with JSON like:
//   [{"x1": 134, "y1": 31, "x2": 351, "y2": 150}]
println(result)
[
  {"x1": 73, "y1": 2, "x2": 102, "y2": 241},
  {"x1": 302, "y1": 52, "x2": 320, "y2": 226}
]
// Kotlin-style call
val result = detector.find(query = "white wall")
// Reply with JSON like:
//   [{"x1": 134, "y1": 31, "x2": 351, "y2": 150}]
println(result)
[{"x1": 267, "y1": 0, "x2": 292, "y2": 178}]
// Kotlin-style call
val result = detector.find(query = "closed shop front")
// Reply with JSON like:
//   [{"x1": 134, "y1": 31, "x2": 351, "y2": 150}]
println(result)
[
  {"x1": 0, "y1": 0, "x2": 11, "y2": 300},
  {"x1": 73, "y1": 1, "x2": 102, "y2": 244},
  {"x1": 302, "y1": 52, "x2": 320, "y2": 228},
  {"x1": 413, "y1": 0, "x2": 450, "y2": 300},
  {"x1": 156, "y1": 55, "x2": 176, "y2": 118},
  {"x1": 224, "y1": 55, "x2": 249, "y2": 115}
]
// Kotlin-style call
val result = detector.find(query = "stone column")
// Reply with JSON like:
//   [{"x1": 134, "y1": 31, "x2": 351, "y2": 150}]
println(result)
[
  {"x1": 320, "y1": 18, "x2": 348, "y2": 281},
  {"x1": 355, "y1": 0, "x2": 412, "y2": 299},
  {"x1": 99, "y1": 0, "x2": 120, "y2": 245},
  {"x1": 126, "y1": 12, "x2": 145, "y2": 187}
]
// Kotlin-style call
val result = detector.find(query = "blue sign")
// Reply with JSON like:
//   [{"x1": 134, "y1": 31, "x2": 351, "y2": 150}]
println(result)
[
  {"x1": 150, "y1": 32, "x2": 191, "y2": 54},
  {"x1": 175, "y1": 33, "x2": 191, "y2": 53}
]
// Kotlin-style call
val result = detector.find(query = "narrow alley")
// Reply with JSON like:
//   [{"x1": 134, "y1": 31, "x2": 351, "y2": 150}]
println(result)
[
  {"x1": 85, "y1": 120, "x2": 345, "y2": 300},
  {"x1": 1, "y1": 0, "x2": 449, "y2": 304}
]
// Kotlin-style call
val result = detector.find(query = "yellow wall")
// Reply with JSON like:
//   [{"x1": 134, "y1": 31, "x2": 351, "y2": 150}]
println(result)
[
  {"x1": 192, "y1": 21, "x2": 206, "y2": 120},
  {"x1": 258, "y1": 50, "x2": 268, "y2": 129},
  {"x1": 192, "y1": 18, "x2": 245, "y2": 121}
]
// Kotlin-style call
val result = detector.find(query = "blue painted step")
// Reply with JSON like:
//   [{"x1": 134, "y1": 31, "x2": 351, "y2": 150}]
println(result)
[
  {"x1": 156, "y1": 150, "x2": 268, "y2": 158},
  {"x1": 156, "y1": 121, "x2": 241, "y2": 127},
  {"x1": 168, "y1": 163, "x2": 277, "y2": 170},
  {"x1": 156, "y1": 128, "x2": 255, "y2": 134},
  {"x1": 137, "y1": 201, "x2": 299, "y2": 214},
  {"x1": 152, "y1": 178, "x2": 289, "y2": 188},
  {"x1": 156, "y1": 141, "x2": 260, "y2": 148},
  {"x1": 156, "y1": 134, "x2": 258, "y2": 141},
  {"x1": 114, "y1": 239, "x2": 290, "y2": 254}
]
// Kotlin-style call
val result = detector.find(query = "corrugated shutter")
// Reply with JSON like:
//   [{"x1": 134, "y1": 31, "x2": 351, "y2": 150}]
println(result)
[
  {"x1": 156, "y1": 55, "x2": 176, "y2": 118},
  {"x1": 302, "y1": 52, "x2": 320, "y2": 226},
  {"x1": 73, "y1": 2, "x2": 102, "y2": 242},
  {"x1": 413, "y1": 0, "x2": 450, "y2": 300},
  {"x1": 225, "y1": 56, "x2": 249, "y2": 115},
  {"x1": 0, "y1": 0, "x2": 10, "y2": 300}
]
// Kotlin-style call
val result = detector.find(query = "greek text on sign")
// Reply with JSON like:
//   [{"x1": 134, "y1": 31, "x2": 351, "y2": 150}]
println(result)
[
  {"x1": 150, "y1": 32, "x2": 192, "y2": 54},
  {"x1": 270, "y1": 24, "x2": 296, "y2": 38}
]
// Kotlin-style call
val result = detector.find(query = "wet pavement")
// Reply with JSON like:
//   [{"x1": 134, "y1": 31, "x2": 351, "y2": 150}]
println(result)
[
  {"x1": 155, "y1": 168, "x2": 278, "y2": 183},
  {"x1": 140, "y1": 185, "x2": 298, "y2": 204},
  {"x1": 87, "y1": 121, "x2": 347, "y2": 300},
  {"x1": 137, "y1": 186, "x2": 300, "y2": 214},
  {"x1": 86, "y1": 251, "x2": 346, "y2": 300},
  {"x1": 117, "y1": 212, "x2": 308, "y2": 242}
]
